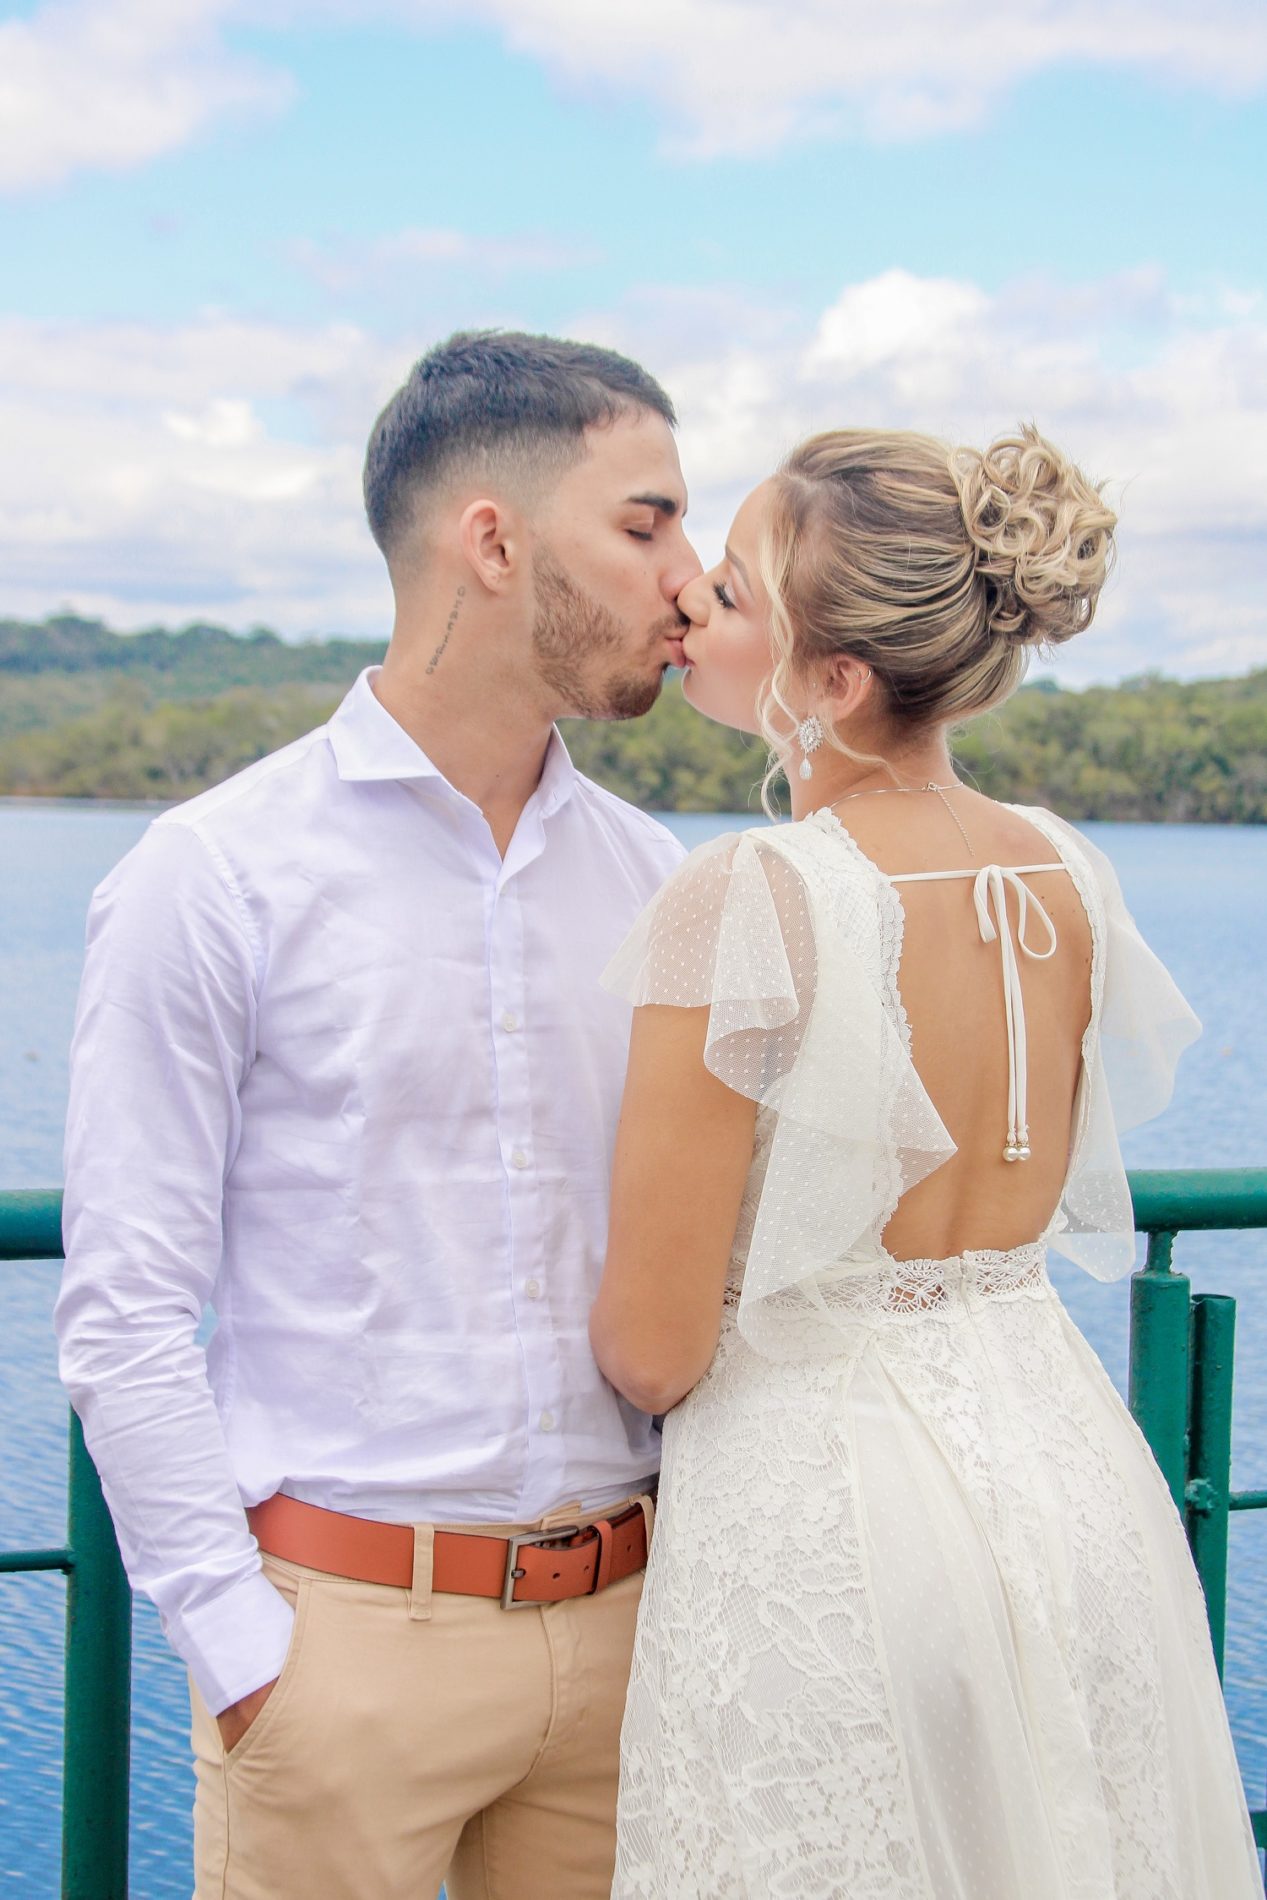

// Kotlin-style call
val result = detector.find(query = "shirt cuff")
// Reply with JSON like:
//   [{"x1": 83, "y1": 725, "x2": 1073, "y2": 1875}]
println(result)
[{"x1": 172, "y1": 1569, "x2": 297, "y2": 1716}]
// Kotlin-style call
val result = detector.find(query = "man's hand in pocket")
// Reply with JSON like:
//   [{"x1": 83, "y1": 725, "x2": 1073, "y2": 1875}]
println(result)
[{"x1": 216, "y1": 1677, "x2": 280, "y2": 1753}]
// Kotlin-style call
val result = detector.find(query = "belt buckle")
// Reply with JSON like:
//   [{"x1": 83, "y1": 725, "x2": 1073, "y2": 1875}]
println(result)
[{"x1": 501, "y1": 1524, "x2": 582, "y2": 1610}]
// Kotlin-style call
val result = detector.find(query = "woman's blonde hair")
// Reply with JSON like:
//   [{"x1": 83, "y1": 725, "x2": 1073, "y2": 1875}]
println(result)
[{"x1": 756, "y1": 424, "x2": 1117, "y2": 812}]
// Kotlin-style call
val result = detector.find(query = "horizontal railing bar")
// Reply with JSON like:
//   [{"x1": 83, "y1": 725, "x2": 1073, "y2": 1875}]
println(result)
[
  {"x1": 4, "y1": 1172, "x2": 1266, "y2": 1268},
  {"x1": 1127, "y1": 1169, "x2": 1267, "y2": 1233},
  {"x1": 1229, "y1": 1491, "x2": 1267, "y2": 1513},
  {"x1": 0, "y1": 1546, "x2": 74, "y2": 1573}
]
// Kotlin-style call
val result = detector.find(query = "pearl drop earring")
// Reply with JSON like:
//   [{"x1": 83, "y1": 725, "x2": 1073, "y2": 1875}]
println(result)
[{"x1": 797, "y1": 714, "x2": 825, "y2": 780}]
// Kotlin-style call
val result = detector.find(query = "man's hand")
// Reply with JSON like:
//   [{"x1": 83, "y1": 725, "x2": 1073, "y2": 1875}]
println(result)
[{"x1": 216, "y1": 1676, "x2": 280, "y2": 1753}]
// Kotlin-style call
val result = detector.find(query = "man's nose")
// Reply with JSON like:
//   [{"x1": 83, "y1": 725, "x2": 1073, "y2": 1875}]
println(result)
[{"x1": 663, "y1": 533, "x2": 703, "y2": 604}]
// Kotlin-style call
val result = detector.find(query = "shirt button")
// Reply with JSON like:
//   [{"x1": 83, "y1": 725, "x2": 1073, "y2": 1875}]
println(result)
[
  {"x1": 501, "y1": 1010, "x2": 520, "y2": 1032},
  {"x1": 539, "y1": 1410, "x2": 556, "y2": 1433},
  {"x1": 510, "y1": 1149, "x2": 529, "y2": 1170},
  {"x1": 525, "y1": 1278, "x2": 542, "y2": 1300}
]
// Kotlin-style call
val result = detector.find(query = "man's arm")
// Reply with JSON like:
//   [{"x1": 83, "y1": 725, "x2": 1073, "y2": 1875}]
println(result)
[{"x1": 56, "y1": 820, "x2": 293, "y2": 1718}]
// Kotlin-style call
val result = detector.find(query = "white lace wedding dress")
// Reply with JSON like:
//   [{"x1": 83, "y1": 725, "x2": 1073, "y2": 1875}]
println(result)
[{"x1": 602, "y1": 806, "x2": 1260, "y2": 1899}]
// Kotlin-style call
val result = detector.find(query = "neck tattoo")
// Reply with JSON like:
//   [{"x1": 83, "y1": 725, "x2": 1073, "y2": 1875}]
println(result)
[{"x1": 425, "y1": 585, "x2": 466, "y2": 677}]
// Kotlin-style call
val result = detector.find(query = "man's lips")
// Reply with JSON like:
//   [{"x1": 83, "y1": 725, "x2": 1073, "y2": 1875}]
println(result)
[{"x1": 664, "y1": 631, "x2": 689, "y2": 666}]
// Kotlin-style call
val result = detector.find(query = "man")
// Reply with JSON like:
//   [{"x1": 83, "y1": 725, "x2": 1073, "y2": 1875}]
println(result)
[{"x1": 56, "y1": 330, "x2": 700, "y2": 1898}]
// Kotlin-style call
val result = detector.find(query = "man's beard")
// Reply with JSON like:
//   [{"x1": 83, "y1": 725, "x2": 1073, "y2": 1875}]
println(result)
[{"x1": 531, "y1": 546, "x2": 673, "y2": 722}]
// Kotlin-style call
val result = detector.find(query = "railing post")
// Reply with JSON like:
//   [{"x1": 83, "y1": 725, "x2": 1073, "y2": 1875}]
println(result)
[
  {"x1": 1128, "y1": 1230, "x2": 1191, "y2": 1512},
  {"x1": 1186, "y1": 1293, "x2": 1236, "y2": 1680},
  {"x1": 62, "y1": 1410, "x2": 131, "y2": 1900}
]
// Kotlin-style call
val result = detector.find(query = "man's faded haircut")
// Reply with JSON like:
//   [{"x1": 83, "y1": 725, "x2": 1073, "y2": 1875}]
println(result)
[{"x1": 363, "y1": 329, "x2": 677, "y2": 565}]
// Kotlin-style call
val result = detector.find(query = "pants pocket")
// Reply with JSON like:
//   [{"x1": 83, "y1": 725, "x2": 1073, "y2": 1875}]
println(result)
[{"x1": 222, "y1": 1568, "x2": 313, "y2": 1770}]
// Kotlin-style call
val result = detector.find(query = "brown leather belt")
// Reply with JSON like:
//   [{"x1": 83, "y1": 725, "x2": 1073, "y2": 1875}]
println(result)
[{"x1": 247, "y1": 1492, "x2": 651, "y2": 1609}]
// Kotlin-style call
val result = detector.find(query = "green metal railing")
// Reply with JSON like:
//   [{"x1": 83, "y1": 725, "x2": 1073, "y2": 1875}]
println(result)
[
  {"x1": 1126, "y1": 1168, "x2": 1267, "y2": 1858},
  {"x1": 3, "y1": 1172, "x2": 1267, "y2": 1895},
  {"x1": 1, "y1": 1189, "x2": 131, "y2": 1900}
]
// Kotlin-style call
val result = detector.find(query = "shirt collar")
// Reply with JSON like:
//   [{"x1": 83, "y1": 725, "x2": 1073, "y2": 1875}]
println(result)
[{"x1": 327, "y1": 666, "x2": 578, "y2": 817}]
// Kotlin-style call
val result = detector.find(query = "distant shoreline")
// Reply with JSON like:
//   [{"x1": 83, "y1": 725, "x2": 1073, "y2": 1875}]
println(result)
[
  {"x1": 2, "y1": 794, "x2": 1261, "y2": 829},
  {"x1": 4, "y1": 617, "x2": 1266, "y2": 821}
]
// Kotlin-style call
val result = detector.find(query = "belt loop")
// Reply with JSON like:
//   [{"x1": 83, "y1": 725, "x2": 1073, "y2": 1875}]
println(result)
[
  {"x1": 593, "y1": 1518, "x2": 615, "y2": 1593},
  {"x1": 637, "y1": 1491, "x2": 655, "y2": 1549},
  {"x1": 408, "y1": 1524, "x2": 434, "y2": 1622}
]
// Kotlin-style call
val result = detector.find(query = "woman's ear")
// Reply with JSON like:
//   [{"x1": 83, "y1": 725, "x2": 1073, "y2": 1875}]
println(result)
[
  {"x1": 818, "y1": 653, "x2": 875, "y2": 725},
  {"x1": 457, "y1": 497, "x2": 520, "y2": 595}
]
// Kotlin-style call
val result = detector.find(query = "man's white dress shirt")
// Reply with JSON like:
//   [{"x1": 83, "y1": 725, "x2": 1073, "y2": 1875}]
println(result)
[{"x1": 56, "y1": 669, "x2": 684, "y2": 1714}]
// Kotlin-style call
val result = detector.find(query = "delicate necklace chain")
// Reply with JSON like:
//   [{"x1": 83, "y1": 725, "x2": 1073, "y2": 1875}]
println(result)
[{"x1": 827, "y1": 779, "x2": 975, "y2": 855}]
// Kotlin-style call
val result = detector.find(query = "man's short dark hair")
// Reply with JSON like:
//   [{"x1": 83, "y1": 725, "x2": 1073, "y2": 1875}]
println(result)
[{"x1": 363, "y1": 329, "x2": 677, "y2": 563}]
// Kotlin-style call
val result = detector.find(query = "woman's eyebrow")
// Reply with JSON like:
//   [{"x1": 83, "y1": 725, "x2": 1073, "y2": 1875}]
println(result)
[{"x1": 725, "y1": 544, "x2": 751, "y2": 589}]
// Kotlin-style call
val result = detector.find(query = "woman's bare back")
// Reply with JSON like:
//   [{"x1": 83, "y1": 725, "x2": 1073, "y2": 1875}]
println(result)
[{"x1": 824, "y1": 787, "x2": 1093, "y2": 1263}]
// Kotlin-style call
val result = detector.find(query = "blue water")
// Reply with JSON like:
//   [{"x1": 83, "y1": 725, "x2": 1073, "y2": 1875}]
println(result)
[{"x1": 1, "y1": 800, "x2": 1265, "y2": 1893}]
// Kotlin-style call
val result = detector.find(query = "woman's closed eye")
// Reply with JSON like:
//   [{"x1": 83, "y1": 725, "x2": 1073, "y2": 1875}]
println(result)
[{"x1": 713, "y1": 581, "x2": 736, "y2": 610}]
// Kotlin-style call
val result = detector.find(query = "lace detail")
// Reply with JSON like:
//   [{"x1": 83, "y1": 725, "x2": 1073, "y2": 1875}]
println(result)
[
  {"x1": 720, "y1": 1242, "x2": 1047, "y2": 1313},
  {"x1": 606, "y1": 812, "x2": 1251, "y2": 1899},
  {"x1": 616, "y1": 1242, "x2": 1260, "y2": 1898},
  {"x1": 806, "y1": 805, "x2": 913, "y2": 1058}
]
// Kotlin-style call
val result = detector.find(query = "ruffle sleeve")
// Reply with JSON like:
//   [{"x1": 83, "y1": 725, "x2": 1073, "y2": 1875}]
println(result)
[
  {"x1": 602, "y1": 828, "x2": 955, "y2": 1359},
  {"x1": 1028, "y1": 812, "x2": 1202, "y2": 1280}
]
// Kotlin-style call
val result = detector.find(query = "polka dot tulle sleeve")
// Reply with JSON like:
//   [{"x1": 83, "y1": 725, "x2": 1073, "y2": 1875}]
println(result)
[{"x1": 603, "y1": 828, "x2": 956, "y2": 1361}]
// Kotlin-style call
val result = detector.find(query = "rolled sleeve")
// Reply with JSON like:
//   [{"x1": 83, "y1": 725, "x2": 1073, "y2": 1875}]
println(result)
[{"x1": 56, "y1": 819, "x2": 288, "y2": 1712}]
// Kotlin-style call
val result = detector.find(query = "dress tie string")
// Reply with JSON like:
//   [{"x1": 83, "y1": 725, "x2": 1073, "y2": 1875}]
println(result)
[
  {"x1": 971, "y1": 866, "x2": 1059, "y2": 1162},
  {"x1": 888, "y1": 861, "x2": 1063, "y2": 1163}
]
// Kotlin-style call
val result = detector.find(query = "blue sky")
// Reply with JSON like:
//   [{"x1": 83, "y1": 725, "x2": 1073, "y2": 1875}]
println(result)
[{"x1": 2, "y1": 1, "x2": 1266, "y2": 680}]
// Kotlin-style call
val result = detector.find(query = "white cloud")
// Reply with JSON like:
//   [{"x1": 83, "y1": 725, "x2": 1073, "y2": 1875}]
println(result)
[
  {"x1": 804, "y1": 272, "x2": 989, "y2": 376},
  {"x1": 0, "y1": 0, "x2": 291, "y2": 192},
  {"x1": 4, "y1": 0, "x2": 1266, "y2": 192},
  {"x1": 0, "y1": 315, "x2": 402, "y2": 633},
  {"x1": 648, "y1": 268, "x2": 1267, "y2": 681},
  {"x1": 287, "y1": 228, "x2": 603, "y2": 294},
  {"x1": 2, "y1": 270, "x2": 1265, "y2": 680},
  {"x1": 389, "y1": 0, "x2": 1267, "y2": 156}
]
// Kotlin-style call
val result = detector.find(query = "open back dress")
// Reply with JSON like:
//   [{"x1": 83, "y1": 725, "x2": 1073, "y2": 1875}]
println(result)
[{"x1": 601, "y1": 805, "x2": 1260, "y2": 1899}]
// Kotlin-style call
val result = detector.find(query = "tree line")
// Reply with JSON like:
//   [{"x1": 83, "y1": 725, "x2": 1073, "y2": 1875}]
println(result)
[{"x1": 2, "y1": 615, "x2": 1264, "y2": 820}]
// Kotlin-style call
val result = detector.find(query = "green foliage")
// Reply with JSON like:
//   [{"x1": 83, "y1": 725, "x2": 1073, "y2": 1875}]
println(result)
[
  {"x1": 562, "y1": 690, "x2": 770, "y2": 815},
  {"x1": 0, "y1": 613, "x2": 382, "y2": 739},
  {"x1": 953, "y1": 672, "x2": 1267, "y2": 823},
  {"x1": 0, "y1": 686, "x2": 339, "y2": 800},
  {"x1": 1, "y1": 616, "x2": 1264, "y2": 819}
]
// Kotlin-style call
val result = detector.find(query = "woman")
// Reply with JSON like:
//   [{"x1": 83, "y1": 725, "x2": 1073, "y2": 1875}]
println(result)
[{"x1": 590, "y1": 427, "x2": 1261, "y2": 1897}]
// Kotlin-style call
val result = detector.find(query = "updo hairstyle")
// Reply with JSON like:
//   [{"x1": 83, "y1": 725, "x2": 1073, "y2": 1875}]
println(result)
[{"x1": 757, "y1": 424, "x2": 1116, "y2": 794}]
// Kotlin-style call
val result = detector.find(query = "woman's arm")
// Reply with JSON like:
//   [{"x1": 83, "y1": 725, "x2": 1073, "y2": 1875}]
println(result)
[{"x1": 590, "y1": 1002, "x2": 758, "y2": 1415}]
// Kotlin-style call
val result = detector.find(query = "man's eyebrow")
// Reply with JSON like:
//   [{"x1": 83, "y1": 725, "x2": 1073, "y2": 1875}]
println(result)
[
  {"x1": 626, "y1": 491, "x2": 683, "y2": 518},
  {"x1": 725, "y1": 543, "x2": 751, "y2": 589}
]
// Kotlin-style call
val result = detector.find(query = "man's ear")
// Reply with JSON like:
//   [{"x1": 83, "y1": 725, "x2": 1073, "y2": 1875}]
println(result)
[{"x1": 458, "y1": 497, "x2": 521, "y2": 595}]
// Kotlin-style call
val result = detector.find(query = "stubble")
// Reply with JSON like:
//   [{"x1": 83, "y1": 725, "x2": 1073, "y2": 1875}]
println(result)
[{"x1": 531, "y1": 547, "x2": 671, "y2": 722}]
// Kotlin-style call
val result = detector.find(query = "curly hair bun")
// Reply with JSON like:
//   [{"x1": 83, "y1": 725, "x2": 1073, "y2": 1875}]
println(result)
[{"x1": 954, "y1": 426, "x2": 1116, "y2": 648}]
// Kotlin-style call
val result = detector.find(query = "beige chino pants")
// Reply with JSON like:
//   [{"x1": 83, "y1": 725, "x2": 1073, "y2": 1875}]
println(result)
[{"x1": 191, "y1": 1499, "x2": 649, "y2": 1900}]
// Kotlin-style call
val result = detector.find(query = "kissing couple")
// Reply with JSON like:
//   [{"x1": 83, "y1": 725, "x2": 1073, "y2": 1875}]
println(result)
[{"x1": 58, "y1": 331, "x2": 1259, "y2": 1897}]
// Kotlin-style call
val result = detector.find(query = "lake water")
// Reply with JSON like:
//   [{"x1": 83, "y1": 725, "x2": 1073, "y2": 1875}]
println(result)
[{"x1": 2, "y1": 800, "x2": 1265, "y2": 1894}]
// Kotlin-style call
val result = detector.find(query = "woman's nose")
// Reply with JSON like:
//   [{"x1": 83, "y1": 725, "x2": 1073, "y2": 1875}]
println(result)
[{"x1": 675, "y1": 569, "x2": 710, "y2": 625}]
